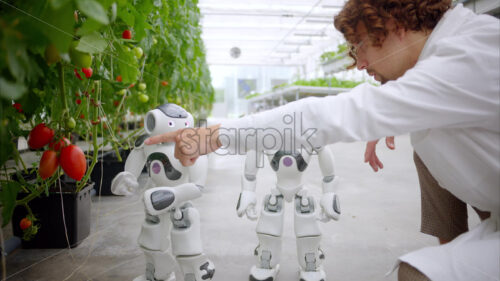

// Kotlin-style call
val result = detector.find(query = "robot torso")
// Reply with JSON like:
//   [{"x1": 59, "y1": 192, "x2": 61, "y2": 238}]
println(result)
[
  {"x1": 268, "y1": 150, "x2": 312, "y2": 201},
  {"x1": 143, "y1": 142, "x2": 189, "y2": 187}
]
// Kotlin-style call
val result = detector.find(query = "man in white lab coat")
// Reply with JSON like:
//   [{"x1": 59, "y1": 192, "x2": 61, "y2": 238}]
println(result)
[{"x1": 145, "y1": 1, "x2": 499, "y2": 280}]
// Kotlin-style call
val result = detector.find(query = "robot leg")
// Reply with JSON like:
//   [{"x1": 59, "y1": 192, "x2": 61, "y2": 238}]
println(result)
[
  {"x1": 171, "y1": 203, "x2": 215, "y2": 281},
  {"x1": 251, "y1": 193, "x2": 285, "y2": 281},
  {"x1": 136, "y1": 212, "x2": 176, "y2": 281},
  {"x1": 294, "y1": 193, "x2": 326, "y2": 281}
]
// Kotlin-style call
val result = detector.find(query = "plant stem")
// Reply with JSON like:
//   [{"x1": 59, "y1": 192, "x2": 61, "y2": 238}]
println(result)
[
  {"x1": 15, "y1": 174, "x2": 59, "y2": 205},
  {"x1": 23, "y1": 203, "x2": 33, "y2": 218},
  {"x1": 76, "y1": 81, "x2": 100, "y2": 192},
  {"x1": 57, "y1": 62, "x2": 69, "y2": 137}
]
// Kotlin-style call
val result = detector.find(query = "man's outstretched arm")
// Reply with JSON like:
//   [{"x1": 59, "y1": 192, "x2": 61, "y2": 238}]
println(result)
[{"x1": 144, "y1": 124, "x2": 222, "y2": 166}]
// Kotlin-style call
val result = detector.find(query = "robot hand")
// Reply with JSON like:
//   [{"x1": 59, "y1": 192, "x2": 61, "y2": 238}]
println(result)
[
  {"x1": 111, "y1": 171, "x2": 139, "y2": 196},
  {"x1": 236, "y1": 190, "x2": 258, "y2": 220},
  {"x1": 319, "y1": 192, "x2": 341, "y2": 222}
]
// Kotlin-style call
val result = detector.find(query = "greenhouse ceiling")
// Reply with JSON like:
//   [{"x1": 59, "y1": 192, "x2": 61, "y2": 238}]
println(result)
[{"x1": 198, "y1": 0, "x2": 347, "y2": 66}]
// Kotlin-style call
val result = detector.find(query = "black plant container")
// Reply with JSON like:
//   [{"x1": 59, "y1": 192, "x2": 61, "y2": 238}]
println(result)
[
  {"x1": 12, "y1": 178, "x2": 93, "y2": 249},
  {"x1": 90, "y1": 148, "x2": 130, "y2": 195}
]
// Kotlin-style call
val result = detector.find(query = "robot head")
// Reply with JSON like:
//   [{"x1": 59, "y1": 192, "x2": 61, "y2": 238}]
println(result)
[{"x1": 144, "y1": 103, "x2": 194, "y2": 136}]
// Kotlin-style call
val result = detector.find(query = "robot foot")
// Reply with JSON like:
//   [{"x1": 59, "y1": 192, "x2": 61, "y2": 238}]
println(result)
[
  {"x1": 177, "y1": 255, "x2": 215, "y2": 281},
  {"x1": 298, "y1": 268, "x2": 326, "y2": 281},
  {"x1": 249, "y1": 264, "x2": 280, "y2": 281},
  {"x1": 133, "y1": 272, "x2": 176, "y2": 281}
]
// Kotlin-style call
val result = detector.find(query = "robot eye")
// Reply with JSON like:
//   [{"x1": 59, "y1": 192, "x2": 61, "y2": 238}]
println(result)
[
  {"x1": 185, "y1": 122, "x2": 189, "y2": 127},
  {"x1": 168, "y1": 121, "x2": 175, "y2": 127}
]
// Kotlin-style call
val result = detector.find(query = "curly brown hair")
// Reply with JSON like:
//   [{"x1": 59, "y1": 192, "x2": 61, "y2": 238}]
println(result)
[{"x1": 334, "y1": 0, "x2": 451, "y2": 63}]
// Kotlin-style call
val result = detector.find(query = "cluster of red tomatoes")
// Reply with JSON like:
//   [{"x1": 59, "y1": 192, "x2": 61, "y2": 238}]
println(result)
[{"x1": 28, "y1": 123, "x2": 87, "y2": 181}]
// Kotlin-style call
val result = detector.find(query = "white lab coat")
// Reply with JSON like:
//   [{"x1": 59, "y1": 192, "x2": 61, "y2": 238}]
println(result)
[{"x1": 220, "y1": 4, "x2": 499, "y2": 280}]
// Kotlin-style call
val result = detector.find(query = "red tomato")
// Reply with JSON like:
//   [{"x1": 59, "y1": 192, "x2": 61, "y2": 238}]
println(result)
[
  {"x1": 81, "y1": 67, "x2": 92, "y2": 78},
  {"x1": 122, "y1": 29, "x2": 132, "y2": 39},
  {"x1": 60, "y1": 145, "x2": 87, "y2": 181},
  {"x1": 12, "y1": 103, "x2": 22, "y2": 112},
  {"x1": 74, "y1": 68, "x2": 83, "y2": 80},
  {"x1": 161, "y1": 81, "x2": 168, "y2": 87},
  {"x1": 20, "y1": 218, "x2": 32, "y2": 230},
  {"x1": 49, "y1": 137, "x2": 70, "y2": 152},
  {"x1": 28, "y1": 123, "x2": 55, "y2": 149},
  {"x1": 116, "y1": 75, "x2": 122, "y2": 82},
  {"x1": 39, "y1": 150, "x2": 59, "y2": 179}
]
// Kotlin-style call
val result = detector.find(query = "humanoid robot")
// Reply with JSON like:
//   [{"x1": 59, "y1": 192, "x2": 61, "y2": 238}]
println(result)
[
  {"x1": 111, "y1": 103, "x2": 215, "y2": 281},
  {"x1": 237, "y1": 147, "x2": 341, "y2": 281}
]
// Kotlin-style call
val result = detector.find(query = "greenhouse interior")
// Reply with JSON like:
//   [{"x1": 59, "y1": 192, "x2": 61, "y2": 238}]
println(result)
[{"x1": 0, "y1": 0, "x2": 499, "y2": 280}]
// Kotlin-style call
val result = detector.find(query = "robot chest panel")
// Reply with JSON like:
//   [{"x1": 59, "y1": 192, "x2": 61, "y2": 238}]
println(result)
[{"x1": 144, "y1": 145, "x2": 187, "y2": 186}]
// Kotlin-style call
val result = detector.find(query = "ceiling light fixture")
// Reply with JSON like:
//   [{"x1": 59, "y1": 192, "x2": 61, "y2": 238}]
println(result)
[
  {"x1": 275, "y1": 49, "x2": 300, "y2": 54},
  {"x1": 305, "y1": 19, "x2": 332, "y2": 24},
  {"x1": 321, "y1": 4, "x2": 343, "y2": 9},
  {"x1": 293, "y1": 32, "x2": 327, "y2": 37},
  {"x1": 283, "y1": 40, "x2": 312, "y2": 46}
]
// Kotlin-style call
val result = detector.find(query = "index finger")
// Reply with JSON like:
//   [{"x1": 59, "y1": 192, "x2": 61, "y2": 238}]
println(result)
[{"x1": 144, "y1": 130, "x2": 179, "y2": 145}]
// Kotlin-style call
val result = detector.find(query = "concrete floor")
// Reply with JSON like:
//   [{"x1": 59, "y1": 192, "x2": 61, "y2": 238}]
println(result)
[{"x1": 2, "y1": 135, "x2": 481, "y2": 281}]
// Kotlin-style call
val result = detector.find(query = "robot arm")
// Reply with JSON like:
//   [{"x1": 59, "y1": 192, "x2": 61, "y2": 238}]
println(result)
[
  {"x1": 142, "y1": 183, "x2": 202, "y2": 216},
  {"x1": 111, "y1": 136, "x2": 148, "y2": 195},
  {"x1": 188, "y1": 154, "x2": 208, "y2": 190},
  {"x1": 316, "y1": 146, "x2": 341, "y2": 221},
  {"x1": 236, "y1": 149, "x2": 262, "y2": 220}
]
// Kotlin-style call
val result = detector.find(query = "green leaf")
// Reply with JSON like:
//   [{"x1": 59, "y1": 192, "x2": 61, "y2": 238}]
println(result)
[
  {"x1": 1, "y1": 181, "x2": 21, "y2": 227},
  {"x1": 134, "y1": 13, "x2": 148, "y2": 41},
  {"x1": 118, "y1": 6, "x2": 135, "y2": 27},
  {"x1": 50, "y1": 0, "x2": 71, "y2": 9},
  {"x1": 76, "y1": 0, "x2": 110, "y2": 25},
  {"x1": 40, "y1": 2, "x2": 75, "y2": 55},
  {"x1": 4, "y1": 34, "x2": 28, "y2": 82},
  {"x1": 76, "y1": 32, "x2": 107, "y2": 54},
  {"x1": 76, "y1": 18, "x2": 103, "y2": 36},
  {"x1": 0, "y1": 78, "x2": 27, "y2": 100},
  {"x1": 116, "y1": 44, "x2": 139, "y2": 83},
  {"x1": 110, "y1": 2, "x2": 117, "y2": 22}
]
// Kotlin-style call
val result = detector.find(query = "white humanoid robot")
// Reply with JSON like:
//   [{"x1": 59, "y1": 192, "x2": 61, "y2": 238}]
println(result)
[
  {"x1": 237, "y1": 147, "x2": 341, "y2": 281},
  {"x1": 111, "y1": 103, "x2": 215, "y2": 281}
]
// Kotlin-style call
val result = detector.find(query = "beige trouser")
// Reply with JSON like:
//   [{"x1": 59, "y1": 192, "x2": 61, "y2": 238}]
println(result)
[
  {"x1": 399, "y1": 152, "x2": 492, "y2": 281},
  {"x1": 413, "y1": 151, "x2": 490, "y2": 242},
  {"x1": 398, "y1": 262, "x2": 430, "y2": 281}
]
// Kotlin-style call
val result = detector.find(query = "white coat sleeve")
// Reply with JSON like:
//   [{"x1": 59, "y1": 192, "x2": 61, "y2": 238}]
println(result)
[{"x1": 218, "y1": 33, "x2": 499, "y2": 154}]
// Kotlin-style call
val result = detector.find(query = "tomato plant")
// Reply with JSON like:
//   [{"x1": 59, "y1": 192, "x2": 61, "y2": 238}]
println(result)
[
  {"x1": 19, "y1": 218, "x2": 32, "y2": 230},
  {"x1": 134, "y1": 47, "x2": 143, "y2": 59},
  {"x1": 60, "y1": 145, "x2": 87, "y2": 181},
  {"x1": 81, "y1": 67, "x2": 93, "y2": 78},
  {"x1": 12, "y1": 103, "x2": 22, "y2": 113},
  {"x1": 49, "y1": 137, "x2": 70, "y2": 152},
  {"x1": 66, "y1": 117, "x2": 76, "y2": 129},
  {"x1": 138, "y1": 93, "x2": 149, "y2": 103},
  {"x1": 44, "y1": 44, "x2": 61, "y2": 65},
  {"x1": 69, "y1": 41, "x2": 92, "y2": 68},
  {"x1": 122, "y1": 29, "x2": 132, "y2": 39},
  {"x1": 74, "y1": 68, "x2": 83, "y2": 80},
  {"x1": 39, "y1": 150, "x2": 59, "y2": 179},
  {"x1": 0, "y1": 0, "x2": 215, "y2": 240},
  {"x1": 28, "y1": 123, "x2": 55, "y2": 149}
]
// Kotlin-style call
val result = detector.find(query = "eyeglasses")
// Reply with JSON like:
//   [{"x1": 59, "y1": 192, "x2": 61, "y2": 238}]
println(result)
[{"x1": 348, "y1": 38, "x2": 367, "y2": 60}]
